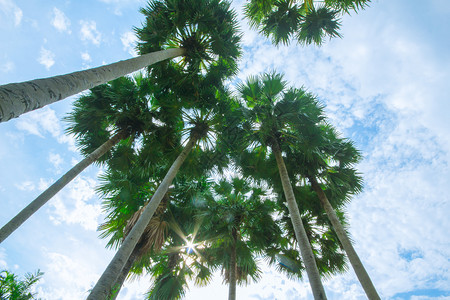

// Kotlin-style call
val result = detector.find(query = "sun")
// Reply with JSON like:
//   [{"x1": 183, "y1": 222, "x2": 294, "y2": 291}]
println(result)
[{"x1": 185, "y1": 239, "x2": 195, "y2": 254}]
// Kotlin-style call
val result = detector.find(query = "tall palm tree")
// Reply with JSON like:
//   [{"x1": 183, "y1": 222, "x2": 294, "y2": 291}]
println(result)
[
  {"x1": 236, "y1": 72, "x2": 328, "y2": 299},
  {"x1": 199, "y1": 178, "x2": 280, "y2": 300},
  {"x1": 244, "y1": 0, "x2": 371, "y2": 45},
  {"x1": 287, "y1": 123, "x2": 380, "y2": 299},
  {"x1": 87, "y1": 108, "x2": 221, "y2": 299},
  {"x1": 0, "y1": 74, "x2": 155, "y2": 244},
  {"x1": 0, "y1": 0, "x2": 241, "y2": 123},
  {"x1": 97, "y1": 138, "x2": 215, "y2": 298}
]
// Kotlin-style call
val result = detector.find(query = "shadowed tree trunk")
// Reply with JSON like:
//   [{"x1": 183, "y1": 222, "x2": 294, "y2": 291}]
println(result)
[
  {"x1": 272, "y1": 141, "x2": 327, "y2": 300},
  {"x1": 228, "y1": 227, "x2": 238, "y2": 300},
  {"x1": 0, "y1": 48, "x2": 185, "y2": 123},
  {"x1": 0, "y1": 129, "x2": 129, "y2": 244},
  {"x1": 109, "y1": 195, "x2": 170, "y2": 299},
  {"x1": 309, "y1": 176, "x2": 380, "y2": 300},
  {"x1": 110, "y1": 250, "x2": 139, "y2": 300},
  {"x1": 87, "y1": 135, "x2": 197, "y2": 300}
]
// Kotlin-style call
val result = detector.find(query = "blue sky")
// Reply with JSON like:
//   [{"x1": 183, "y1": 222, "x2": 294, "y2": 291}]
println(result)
[{"x1": 1, "y1": 0, "x2": 450, "y2": 299}]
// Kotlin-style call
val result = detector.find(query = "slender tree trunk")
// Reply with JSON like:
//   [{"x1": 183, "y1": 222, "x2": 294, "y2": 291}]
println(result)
[
  {"x1": 228, "y1": 228, "x2": 237, "y2": 300},
  {"x1": 110, "y1": 196, "x2": 169, "y2": 300},
  {"x1": 0, "y1": 129, "x2": 128, "y2": 244},
  {"x1": 309, "y1": 176, "x2": 381, "y2": 300},
  {"x1": 109, "y1": 250, "x2": 139, "y2": 300},
  {"x1": 272, "y1": 142, "x2": 327, "y2": 300},
  {"x1": 87, "y1": 135, "x2": 198, "y2": 300},
  {"x1": 0, "y1": 48, "x2": 185, "y2": 123}
]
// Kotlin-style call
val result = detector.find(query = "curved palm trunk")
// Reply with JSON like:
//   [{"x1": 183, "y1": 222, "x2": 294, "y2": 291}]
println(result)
[
  {"x1": 309, "y1": 176, "x2": 380, "y2": 300},
  {"x1": 110, "y1": 250, "x2": 139, "y2": 300},
  {"x1": 228, "y1": 228, "x2": 238, "y2": 300},
  {"x1": 87, "y1": 135, "x2": 197, "y2": 300},
  {"x1": 272, "y1": 142, "x2": 327, "y2": 300},
  {"x1": 0, "y1": 129, "x2": 128, "y2": 244},
  {"x1": 110, "y1": 195, "x2": 170, "y2": 300},
  {"x1": 0, "y1": 48, "x2": 185, "y2": 123}
]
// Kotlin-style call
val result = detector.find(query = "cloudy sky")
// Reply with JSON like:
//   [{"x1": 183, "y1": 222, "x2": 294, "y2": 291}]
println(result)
[{"x1": 0, "y1": 0, "x2": 449, "y2": 299}]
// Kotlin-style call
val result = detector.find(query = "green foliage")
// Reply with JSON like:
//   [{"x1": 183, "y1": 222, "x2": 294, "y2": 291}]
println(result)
[
  {"x1": 65, "y1": 73, "x2": 159, "y2": 164},
  {"x1": 199, "y1": 178, "x2": 281, "y2": 286},
  {"x1": 136, "y1": 0, "x2": 241, "y2": 88},
  {"x1": 0, "y1": 270, "x2": 43, "y2": 300},
  {"x1": 245, "y1": 0, "x2": 371, "y2": 45}
]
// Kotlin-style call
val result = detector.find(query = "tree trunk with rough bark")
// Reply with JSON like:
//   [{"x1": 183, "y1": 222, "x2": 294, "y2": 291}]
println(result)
[
  {"x1": 309, "y1": 176, "x2": 380, "y2": 300},
  {"x1": 87, "y1": 135, "x2": 197, "y2": 300},
  {"x1": 0, "y1": 129, "x2": 128, "y2": 244},
  {"x1": 228, "y1": 228, "x2": 237, "y2": 300},
  {"x1": 272, "y1": 141, "x2": 327, "y2": 300},
  {"x1": 0, "y1": 48, "x2": 185, "y2": 123}
]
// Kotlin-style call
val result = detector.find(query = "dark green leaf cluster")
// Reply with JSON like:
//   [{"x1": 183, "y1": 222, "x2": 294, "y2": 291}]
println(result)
[
  {"x1": 245, "y1": 0, "x2": 371, "y2": 45},
  {"x1": 136, "y1": 0, "x2": 241, "y2": 84},
  {"x1": 65, "y1": 74, "x2": 159, "y2": 163}
]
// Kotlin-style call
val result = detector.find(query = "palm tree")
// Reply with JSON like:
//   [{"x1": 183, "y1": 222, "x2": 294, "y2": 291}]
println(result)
[
  {"x1": 244, "y1": 0, "x2": 371, "y2": 46},
  {"x1": 87, "y1": 107, "x2": 221, "y2": 299},
  {"x1": 199, "y1": 178, "x2": 280, "y2": 300},
  {"x1": 0, "y1": 269, "x2": 43, "y2": 300},
  {"x1": 96, "y1": 144, "x2": 210, "y2": 298},
  {"x1": 0, "y1": 0, "x2": 241, "y2": 123},
  {"x1": 287, "y1": 123, "x2": 380, "y2": 299},
  {"x1": 0, "y1": 74, "x2": 155, "y2": 244},
  {"x1": 236, "y1": 72, "x2": 328, "y2": 299}
]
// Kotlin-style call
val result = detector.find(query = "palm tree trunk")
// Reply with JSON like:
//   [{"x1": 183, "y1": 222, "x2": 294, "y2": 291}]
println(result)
[
  {"x1": 228, "y1": 228, "x2": 238, "y2": 300},
  {"x1": 272, "y1": 142, "x2": 327, "y2": 300},
  {"x1": 87, "y1": 135, "x2": 197, "y2": 300},
  {"x1": 0, "y1": 48, "x2": 185, "y2": 123},
  {"x1": 309, "y1": 176, "x2": 380, "y2": 300},
  {"x1": 109, "y1": 250, "x2": 139, "y2": 300},
  {"x1": 0, "y1": 129, "x2": 128, "y2": 244}
]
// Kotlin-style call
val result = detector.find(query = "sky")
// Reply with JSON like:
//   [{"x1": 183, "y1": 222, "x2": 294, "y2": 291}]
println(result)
[{"x1": 0, "y1": 0, "x2": 449, "y2": 299}]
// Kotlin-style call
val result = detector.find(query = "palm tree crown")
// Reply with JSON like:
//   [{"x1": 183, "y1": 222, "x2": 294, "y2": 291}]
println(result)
[{"x1": 244, "y1": 0, "x2": 371, "y2": 45}]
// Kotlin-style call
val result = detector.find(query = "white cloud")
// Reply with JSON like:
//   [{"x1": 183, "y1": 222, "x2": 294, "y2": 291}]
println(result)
[
  {"x1": 48, "y1": 152, "x2": 64, "y2": 173},
  {"x1": 37, "y1": 47, "x2": 55, "y2": 70},
  {"x1": 13, "y1": 6, "x2": 22, "y2": 26},
  {"x1": 97, "y1": 0, "x2": 142, "y2": 15},
  {"x1": 0, "y1": 248, "x2": 7, "y2": 269},
  {"x1": 51, "y1": 7, "x2": 71, "y2": 33},
  {"x1": 38, "y1": 178, "x2": 53, "y2": 191},
  {"x1": 15, "y1": 107, "x2": 60, "y2": 138},
  {"x1": 15, "y1": 181, "x2": 35, "y2": 191},
  {"x1": 81, "y1": 51, "x2": 91, "y2": 62},
  {"x1": 15, "y1": 107, "x2": 78, "y2": 152},
  {"x1": 36, "y1": 251, "x2": 103, "y2": 300},
  {"x1": 120, "y1": 31, "x2": 138, "y2": 56},
  {"x1": 79, "y1": 20, "x2": 101, "y2": 45},
  {"x1": 0, "y1": 0, "x2": 23, "y2": 26},
  {"x1": 1, "y1": 60, "x2": 14, "y2": 72},
  {"x1": 48, "y1": 176, "x2": 102, "y2": 231}
]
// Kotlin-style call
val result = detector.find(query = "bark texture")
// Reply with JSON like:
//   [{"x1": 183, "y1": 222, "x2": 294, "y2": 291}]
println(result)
[
  {"x1": 272, "y1": 142, "x2": 327, "y2": 300},
  {"x1": 109, "y1": 250, "x2": 139, "y2": 300},
  {"x1": 87, "y1": 136, "x2": 197, "y2": 300},
  {"x1": 309, "y1": 176, "x2": 381, "y2": 300},
  {"x1": 0, "y1": 48, "x2": 185, "y2": 123},
  {"x1": 228, "y1": 228, "x2": 237, "y2": 300},
  {"x1": 0, "y1": 129, "x2": 128, "y2": 244}
]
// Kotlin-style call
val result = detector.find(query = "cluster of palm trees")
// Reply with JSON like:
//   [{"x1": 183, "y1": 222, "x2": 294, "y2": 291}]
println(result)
[{"x1": 0, "y1": 0, "x2": 379, "y2": 299}]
